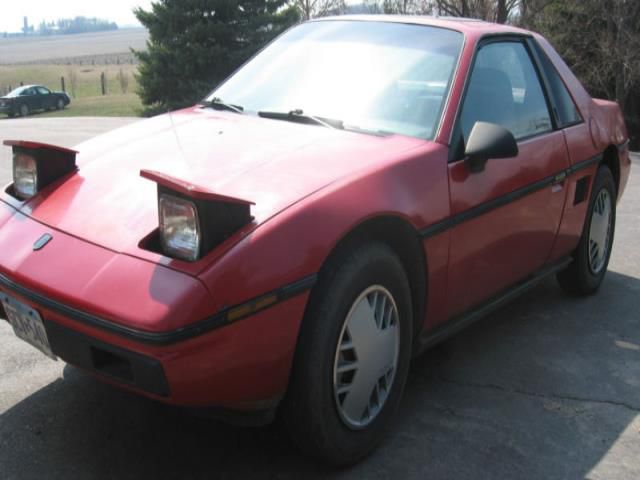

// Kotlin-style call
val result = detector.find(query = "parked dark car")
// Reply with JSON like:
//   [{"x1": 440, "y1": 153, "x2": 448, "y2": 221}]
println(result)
[{"x1": 0, "y1": 85, "x2": 70, "y2": 117}]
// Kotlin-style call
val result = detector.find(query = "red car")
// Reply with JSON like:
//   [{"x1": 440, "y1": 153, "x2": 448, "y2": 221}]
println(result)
[{"x1": 0, "y1": 16, "x2": 631, "y2": 465}]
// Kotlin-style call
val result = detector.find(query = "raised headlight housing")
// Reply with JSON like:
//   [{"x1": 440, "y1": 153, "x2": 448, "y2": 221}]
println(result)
[
  {"x1": 3, "y1": 140, "x2": 78, "y2": 201},
  {"x1": 141, "y1": 169, "x2": 254, "y2": 262}
]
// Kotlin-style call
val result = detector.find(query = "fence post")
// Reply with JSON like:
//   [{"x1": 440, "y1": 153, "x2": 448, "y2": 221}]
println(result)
[
  {"x1": 61, "y1": 76, "x2": 66, "y2": 93},
  {"x1": 100, "y1": 72, "x2": 106, "y2": 95}
]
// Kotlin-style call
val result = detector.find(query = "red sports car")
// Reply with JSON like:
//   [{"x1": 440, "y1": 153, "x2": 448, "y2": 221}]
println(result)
[{"x1": 0, "y1": 16, "x2": 631, "y2": 465}]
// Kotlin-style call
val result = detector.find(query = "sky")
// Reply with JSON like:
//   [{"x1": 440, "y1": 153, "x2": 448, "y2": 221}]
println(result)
[
  {"x1": 0, "y1": 0, "x2": 367, "y2": 33},
  {"x1": 0, "y1": 0, "x2": 154, "y2": 33}
]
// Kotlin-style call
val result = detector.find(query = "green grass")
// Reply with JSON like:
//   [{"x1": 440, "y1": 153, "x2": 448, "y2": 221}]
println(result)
[
  {"x1": 0, "y1": 64, "x2": 142, "y2": 117},
  {"x1": 39, "y1": 94, "x2": 142, "y2": 117}
]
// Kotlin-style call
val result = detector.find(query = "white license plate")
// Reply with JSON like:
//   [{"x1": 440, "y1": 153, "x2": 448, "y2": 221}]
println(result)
[{"x1": 2, "y1": 293, "x2": 56, "y2": 360}]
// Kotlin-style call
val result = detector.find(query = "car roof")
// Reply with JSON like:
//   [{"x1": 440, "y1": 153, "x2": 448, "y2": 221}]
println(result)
[
  {"x1": 14, "y1": 85, "x2": 42, "y2": 91},
  {"x1": 314, "y1": 14, "x2": 530, "y2": 37}
]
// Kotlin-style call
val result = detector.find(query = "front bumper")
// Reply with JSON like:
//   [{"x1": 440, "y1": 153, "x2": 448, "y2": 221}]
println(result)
[
  {"x1": 0, "y1": 207, "x2": 310, "y2": 410},
  {"x1": 0, "y1": 104, "x2": 12, "y2": 114}
]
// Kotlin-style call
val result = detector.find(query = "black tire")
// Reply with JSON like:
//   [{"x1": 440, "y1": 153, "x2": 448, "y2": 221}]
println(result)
[
  {"x1": 56, "y1": 98, "x2": 65, "y2": 110},
  {"x1": 557, "y1": 165, "x2": 616, "y2": 295},
  {"x1": 284, "y1": 242, "x2": 413, "y2": 466},
  {"x1": 19, "y1": 104, "x2": 29, "y2": 117}
]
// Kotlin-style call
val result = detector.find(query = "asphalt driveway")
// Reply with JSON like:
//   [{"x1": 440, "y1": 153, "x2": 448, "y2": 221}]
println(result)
[{"x1": 0, "y1": 118, "x2": 638, "y2": 479}]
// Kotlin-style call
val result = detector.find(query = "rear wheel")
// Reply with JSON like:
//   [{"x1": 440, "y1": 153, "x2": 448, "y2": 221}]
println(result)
[
  {"x1": 56, "y1": 98, "x2": 65, "y2": 110},
  {"x1": 284, "y1": 243, "x2": 413, "y2": 466},
  {"x1": 557, "y1": 165, "x2": 616, "y2": 295}
]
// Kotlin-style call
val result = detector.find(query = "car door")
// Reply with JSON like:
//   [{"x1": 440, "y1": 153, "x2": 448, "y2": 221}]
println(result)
[
  {"x1": 445, "y1": 38, "x2": 571, "y2": 317},
  {"x1": 20, "y1": 88, "x2": 38, "y2": 111},
  {"x1": 36, "y1": 87, "x2": 53, "y2": 110}
]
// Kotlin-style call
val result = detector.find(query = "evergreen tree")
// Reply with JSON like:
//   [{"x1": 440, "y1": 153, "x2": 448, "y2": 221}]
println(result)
[{"x1": 134, "y1": 1, "x2": 299, "y2": 114}]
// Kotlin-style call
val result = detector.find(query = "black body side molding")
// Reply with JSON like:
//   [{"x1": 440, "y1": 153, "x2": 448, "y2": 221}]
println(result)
[{"x1": 415, "y1": 257, "x2": 572, "y2": 354}]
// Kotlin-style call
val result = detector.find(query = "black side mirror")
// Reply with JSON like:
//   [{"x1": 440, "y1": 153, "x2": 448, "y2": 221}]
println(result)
[{"x1": 464, "y1": 121, "x2": 518, "y2": 173}]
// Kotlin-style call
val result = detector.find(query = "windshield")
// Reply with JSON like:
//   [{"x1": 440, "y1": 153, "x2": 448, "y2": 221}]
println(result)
[
  {"x1": 6, "y1": 87, "x2": 28, "y2": 98},
  {"x1": 208, "y1": 21, "x2": 463, "y2": 140}
]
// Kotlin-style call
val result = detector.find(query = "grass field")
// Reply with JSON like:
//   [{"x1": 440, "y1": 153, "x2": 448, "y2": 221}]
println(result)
[
  {"x1": 0, "y1": 30, "x2": 147, "y2": 117},
  {"x1": 0, "y1": 64, "x2": 143, "y2": 117},
  {"x1": 0, "y1": 29, "x2": 148, "y2": 65}
]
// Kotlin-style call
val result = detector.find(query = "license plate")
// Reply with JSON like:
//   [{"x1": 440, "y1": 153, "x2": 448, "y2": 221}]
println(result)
[{"x1": 2, "y1": 293, "x2": 56, "y2": 360}]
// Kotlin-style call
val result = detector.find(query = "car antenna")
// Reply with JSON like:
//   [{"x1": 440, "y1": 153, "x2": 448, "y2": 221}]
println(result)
[{"x1": 167, "y1": 107, "x2": 187, "y2": 165}]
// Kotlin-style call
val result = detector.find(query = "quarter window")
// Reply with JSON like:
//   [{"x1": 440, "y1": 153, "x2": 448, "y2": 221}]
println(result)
[
  {"x1": 534, "y1": 44, "x2": 582, "y2": 127},
  {"x1": 461, "y1": 41, "x2": 552, "y2": 142}
]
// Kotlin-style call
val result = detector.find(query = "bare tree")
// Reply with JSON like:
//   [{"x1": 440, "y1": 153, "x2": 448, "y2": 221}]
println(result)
[
  {"x1": 360, "y1": 0, "x2": 432, "y2": 14},
  {"x1": 293, "y1": 0, "x2": 346, "y2": 19},
  {"x1": 433, "y1": 0, "x2": 520, "y2": 23}
]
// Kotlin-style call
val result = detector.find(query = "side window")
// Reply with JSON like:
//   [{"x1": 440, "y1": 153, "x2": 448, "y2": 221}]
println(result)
[
  {"x1": 534, "y1": 43, "x2": 582, "y2": 127},
  {"x1": 460, "y1": 41, "x2": 553, "y2": 142},
  {"x1": 36, "y1": 87, "x2": 50, "y2": 95}
]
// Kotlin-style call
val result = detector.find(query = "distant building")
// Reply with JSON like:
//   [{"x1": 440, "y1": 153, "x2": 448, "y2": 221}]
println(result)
[{"x1": 23, "y1": 17, "x2": 29, "y2": 35}]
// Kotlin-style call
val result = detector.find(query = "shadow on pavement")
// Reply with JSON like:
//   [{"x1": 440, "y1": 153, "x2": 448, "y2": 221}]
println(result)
[{"x1": 1, "y1": 271, "x2": 639, "y2": 479}]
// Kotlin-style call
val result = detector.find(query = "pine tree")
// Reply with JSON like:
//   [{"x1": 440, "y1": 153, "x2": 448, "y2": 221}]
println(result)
[{"x1": 134, "y1": 1, "x2": 299, "y2": 114}]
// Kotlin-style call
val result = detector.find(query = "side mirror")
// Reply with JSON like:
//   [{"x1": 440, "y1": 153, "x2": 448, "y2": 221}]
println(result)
[{"x1": 464, "y1": 121, "x2": 518, "y2": 173}]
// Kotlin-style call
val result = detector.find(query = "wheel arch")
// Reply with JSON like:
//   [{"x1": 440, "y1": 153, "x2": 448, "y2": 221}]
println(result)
[
  {"x1": 305, "y1": 215, "x2": 428, "y2": 339},
  {"x1": 602, "y1": 145, "x2": 620, "y2": 195}
]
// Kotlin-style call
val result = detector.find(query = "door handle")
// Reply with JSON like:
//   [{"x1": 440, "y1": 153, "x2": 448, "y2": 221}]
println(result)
[{"x1": 553, "y1": 171, "x2": 567, "y2": 185}]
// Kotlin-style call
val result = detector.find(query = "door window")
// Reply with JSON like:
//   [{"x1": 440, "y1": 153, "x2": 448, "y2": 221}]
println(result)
[
  {"x1": 460, "y1": 41, "x2": 552, "y2": 142},
  {"x1": 36, "y1": 87, "x2": 50, "y2": 95}
]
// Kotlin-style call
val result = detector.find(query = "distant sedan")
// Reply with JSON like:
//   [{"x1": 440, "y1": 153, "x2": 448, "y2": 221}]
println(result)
[{"x1": 0, "y1": 85, "x2": 70, "y2": 117}]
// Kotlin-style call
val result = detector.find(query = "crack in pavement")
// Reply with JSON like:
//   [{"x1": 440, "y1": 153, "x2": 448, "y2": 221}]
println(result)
[{"x1": 434, "y1": 375, "x2": 640, "y2": 413}]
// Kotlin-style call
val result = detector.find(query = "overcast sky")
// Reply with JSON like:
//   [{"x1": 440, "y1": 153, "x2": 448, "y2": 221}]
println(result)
[
  {"x1": 0, "y1": 0, "x2": 154, "y2": 33},
  {"x1": 1, "y1": 1, "x2": 367, "y2": 33}
]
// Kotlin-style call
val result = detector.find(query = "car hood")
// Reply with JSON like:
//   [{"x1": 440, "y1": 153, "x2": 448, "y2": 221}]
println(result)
[{"x1": 18, "y1": 107, "x2": 425, "y2": 260}]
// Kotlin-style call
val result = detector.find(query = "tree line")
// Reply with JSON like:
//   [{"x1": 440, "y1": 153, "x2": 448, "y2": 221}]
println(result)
[
  {"x1": 37, "y1": 17, "x2": 119, "y2": 36},
  {"x1": 133, "y1": 0, "x2": 639, "y2": 147}
]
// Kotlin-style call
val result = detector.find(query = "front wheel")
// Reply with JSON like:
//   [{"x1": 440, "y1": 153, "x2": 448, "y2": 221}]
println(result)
[
  {"x1": 19, "y1": 104, "x2": 29, "y2": 117},
  {"x1": 284, "y1": 243, "x2": 413, "y2": 466},
  {"x1": 557, "y1": 165, "x2": 616, "y2": 295}
]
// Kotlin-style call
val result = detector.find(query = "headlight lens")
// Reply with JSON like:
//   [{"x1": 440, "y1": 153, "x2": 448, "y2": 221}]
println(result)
[
  {"x1": 159, "y1": 194, "x2": 200, "y2": 261},
  {"x1": 13, "y1": 152, "x2": 38, "y2": 200}
]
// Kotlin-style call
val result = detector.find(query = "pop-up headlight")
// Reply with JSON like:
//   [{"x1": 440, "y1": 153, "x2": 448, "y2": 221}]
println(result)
[
  {"x1": 141, "y1": 170, "x2": 254, "y2": 262},
  {"x1": 3, "y1": 140, "x2": 78, "y2": 200},
  {"x1": 159, "y1": 193, "x2": 201, "y2": 262}
]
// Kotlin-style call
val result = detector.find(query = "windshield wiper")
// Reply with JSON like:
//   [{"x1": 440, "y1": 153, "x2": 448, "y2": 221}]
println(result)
[
  {"x1": 199, "y1": 97, "x2": 244, "y2": 114},
  {"x1": 258, "y1": 109, "x2": 343, "y2": 130}
]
